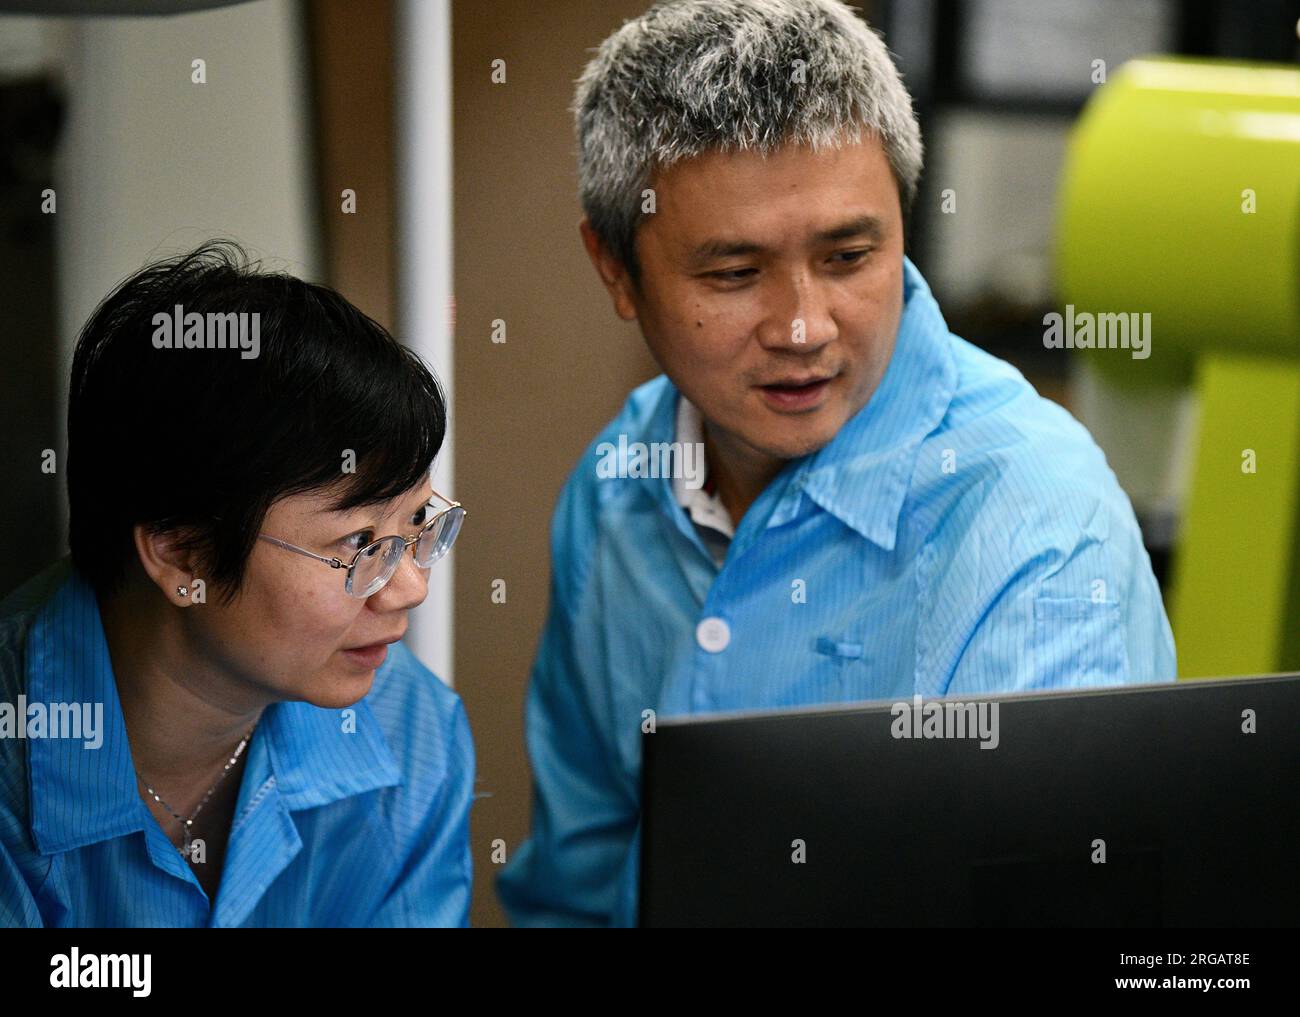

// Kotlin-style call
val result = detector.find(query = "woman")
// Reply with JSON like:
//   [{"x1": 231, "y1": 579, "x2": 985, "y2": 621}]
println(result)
[{"x1": 0, "y1": 241, "x2": 472, "y2": 926}]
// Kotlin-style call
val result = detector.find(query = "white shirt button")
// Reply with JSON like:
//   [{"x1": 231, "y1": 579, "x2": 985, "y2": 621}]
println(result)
[{"x1": 696, "y1": 616, "x2": 731, "y2": 653}]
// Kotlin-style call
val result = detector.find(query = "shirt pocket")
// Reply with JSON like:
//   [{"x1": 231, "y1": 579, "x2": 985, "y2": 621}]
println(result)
[
  {"x1": 809, "y1": 634, "x2": 875, "y2": 702},
  {"x1": 1031, "y1": 596, "x2": 1130, "y2": 687},
  {"x1": 814, "y1": 635, "x2": 865, "y2": 660}
]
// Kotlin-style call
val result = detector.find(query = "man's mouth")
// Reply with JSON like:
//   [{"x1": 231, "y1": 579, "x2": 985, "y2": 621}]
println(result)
[{"x1": 757, "y1": 374, "x2": 837, "y2": 411}]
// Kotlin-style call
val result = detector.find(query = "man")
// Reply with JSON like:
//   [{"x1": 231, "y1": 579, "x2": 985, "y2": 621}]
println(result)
[{"x1": 498, "y1": 0, "x2": 1176, "y2": 926}]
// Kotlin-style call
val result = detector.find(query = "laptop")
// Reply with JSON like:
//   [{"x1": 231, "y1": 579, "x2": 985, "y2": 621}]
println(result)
[{"x1": 639, "y1": 674, "x2": 1300, "y2": 926}]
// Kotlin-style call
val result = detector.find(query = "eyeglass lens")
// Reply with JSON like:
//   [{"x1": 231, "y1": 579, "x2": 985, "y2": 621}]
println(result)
[{"x1": 346, "y1": 506, "x2": 465, "y2": 598}]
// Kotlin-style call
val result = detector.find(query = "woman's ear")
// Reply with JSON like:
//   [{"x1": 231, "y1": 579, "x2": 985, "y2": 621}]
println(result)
[{"x1": 132, "y1": 524, "x2": 201, "y2": 606}]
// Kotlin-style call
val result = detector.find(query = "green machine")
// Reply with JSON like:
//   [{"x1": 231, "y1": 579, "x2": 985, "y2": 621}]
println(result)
[{"x1": 1055, "y1": 58, "x2": 1300, "y2": 678}]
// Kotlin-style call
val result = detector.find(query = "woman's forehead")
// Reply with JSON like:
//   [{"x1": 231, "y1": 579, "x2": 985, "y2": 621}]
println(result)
[{"x1": 271, "y1": 478, "x2": 433, "y2": 524}]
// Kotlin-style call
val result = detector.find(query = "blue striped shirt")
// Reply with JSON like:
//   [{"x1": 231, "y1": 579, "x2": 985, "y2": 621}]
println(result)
[
  {"x1": 0, "y1": 557, "x2": 475, "y2": 927},
  {"x1": 497, "y1": 256, "x2": 1177, "y2": 927}
]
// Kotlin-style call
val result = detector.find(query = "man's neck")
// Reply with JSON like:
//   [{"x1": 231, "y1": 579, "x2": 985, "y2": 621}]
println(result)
[{"x1": 702, "y1": 423, "x2": 786, "y2": 529}]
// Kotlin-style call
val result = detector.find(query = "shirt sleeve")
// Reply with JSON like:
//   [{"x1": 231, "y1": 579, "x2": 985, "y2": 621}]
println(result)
[
  {"x1": 365, "y1": 698, "x2": 475, "y2": 928},
  {"x1": 496, "y1": 480, "x2": 639, "y2": 927},
  {"x1": 0, "y1": 622, "x2": 46, "y2": 928},
  {"x1": 921, "y1": 484, "x2": 1177, "y2": 697},
  {"x1": 0, "y1": 836, "x2": 43, "y2": 927}
]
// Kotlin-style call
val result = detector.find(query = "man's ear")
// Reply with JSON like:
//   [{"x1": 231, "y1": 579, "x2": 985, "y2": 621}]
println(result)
[
  {"x1": 579, "y1": 218, "x2": 639, "y2": 322},
  {"x1": 132, "y1": 523, "x2": 200, "y2": 607}
]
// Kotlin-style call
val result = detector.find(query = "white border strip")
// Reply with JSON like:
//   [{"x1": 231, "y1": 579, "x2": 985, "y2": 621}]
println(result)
[{"x1": 395, "y1": 0, "x2": 455, "y2": 684}]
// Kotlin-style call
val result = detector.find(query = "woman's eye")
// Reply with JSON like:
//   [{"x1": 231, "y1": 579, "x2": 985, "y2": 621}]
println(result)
[{"x1": 343, "y1": 530, "x2": 375, "y2": 552}]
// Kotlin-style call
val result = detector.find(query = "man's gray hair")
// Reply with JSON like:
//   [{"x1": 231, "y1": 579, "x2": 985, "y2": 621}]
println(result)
[{"x1": 574, "y1": 0, "x2": 923, "y2": 279}]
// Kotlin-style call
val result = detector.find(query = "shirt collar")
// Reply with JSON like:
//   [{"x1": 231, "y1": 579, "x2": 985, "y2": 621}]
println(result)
[
  {"x1": 671, "y1": 395, "x2": 736, "y2": 539},
  {"x1": 25, "y1": 560, "x2": 402, "y2": 856},
  {"x1": 793, "y1": 256, "x2": 958, "y2": 550},
  {"x1": 649, "y1": 257, "x2": 957, "y2": 553}
]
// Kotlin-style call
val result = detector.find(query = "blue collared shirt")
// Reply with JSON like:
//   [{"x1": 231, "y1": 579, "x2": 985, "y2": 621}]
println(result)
[
  {"x1": 497, "y1": 257, "x2": 1177, "y2": 927},
  {"x1": 0, "y1": 557, "x2": 474, "y2": 927}
]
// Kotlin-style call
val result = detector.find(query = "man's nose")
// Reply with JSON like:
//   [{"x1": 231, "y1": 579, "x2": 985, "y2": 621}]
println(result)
[{"x1": 755, "y1": 268, "x2": 835, "y2": 351}]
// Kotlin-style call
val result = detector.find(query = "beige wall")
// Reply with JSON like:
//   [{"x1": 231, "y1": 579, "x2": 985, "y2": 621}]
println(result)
[
  {"x1": 36, "y1": 0, "x2": 321, "y2": 555},
  {"x1": 451, "y1": 0, "x2": 659, "y2": 927},
  {"x1": 310, "y1": 0, "x2": 396, "y2": 332}
]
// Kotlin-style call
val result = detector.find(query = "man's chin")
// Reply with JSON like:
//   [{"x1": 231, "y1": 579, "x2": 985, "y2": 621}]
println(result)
[
  {"x1": 701, "y1": 398, "x2": 846, "y2": 465},
  {"x1": 748, "y1": 423, "x2": 841, "y2": 462}
]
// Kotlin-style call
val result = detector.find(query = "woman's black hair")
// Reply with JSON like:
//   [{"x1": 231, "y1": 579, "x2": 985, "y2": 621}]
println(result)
[{"x1": 67, "y1": 239, "x2": 446, "y2": 606}]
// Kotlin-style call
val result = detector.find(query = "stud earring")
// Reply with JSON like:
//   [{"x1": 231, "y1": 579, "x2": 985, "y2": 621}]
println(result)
[{"x1": 177, "y1": 585, "x2": 189, "y2": 598}]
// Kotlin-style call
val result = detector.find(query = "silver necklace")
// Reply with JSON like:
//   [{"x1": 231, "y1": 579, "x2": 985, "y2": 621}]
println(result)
[{"x1": 137, "y1": 722, "x2": 257, "y2": 859}]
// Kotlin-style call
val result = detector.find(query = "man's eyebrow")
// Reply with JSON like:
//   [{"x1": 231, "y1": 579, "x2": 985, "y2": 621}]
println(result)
[
  {"x1": 684, "y1": 238, "x2": 765, "y2": 269},
  {"x1": 684, "y1": 215, "x2": 887, "y2": 269},
  {"x1": 814, "y1": 214, "x2": 886, "y2": 243}
]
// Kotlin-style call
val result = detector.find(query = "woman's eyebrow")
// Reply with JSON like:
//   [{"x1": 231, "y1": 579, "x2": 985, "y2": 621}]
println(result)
[
  {"x1": 392, "y1": 492, "x2": 436, "y2": 526},
  {"x1": 329, "y1": 492, "x2": 430, "y2": 528}
]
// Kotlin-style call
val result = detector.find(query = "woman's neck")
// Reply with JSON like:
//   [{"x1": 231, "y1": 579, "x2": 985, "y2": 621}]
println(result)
[{"x1": 98, "y1": 582, "x2": 266, "y2": 808}]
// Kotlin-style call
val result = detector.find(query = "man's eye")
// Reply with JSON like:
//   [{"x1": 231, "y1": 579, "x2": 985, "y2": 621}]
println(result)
[
  {"x1": 830, "y1": 248, "x2": 871, "y2": 266},
  {"x1": 707, "y1": 267, "x2": 757, "y2": 283}
]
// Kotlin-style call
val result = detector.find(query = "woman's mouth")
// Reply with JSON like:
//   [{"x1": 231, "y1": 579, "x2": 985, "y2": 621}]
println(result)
[{"x1": 340, "y1": 640, "x2": 396, "y2": 669}]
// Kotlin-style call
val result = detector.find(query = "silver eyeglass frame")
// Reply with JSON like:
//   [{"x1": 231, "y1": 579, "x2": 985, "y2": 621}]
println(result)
[{"x1": 257, "y1": 488, "x2": 465, "y2": 597}]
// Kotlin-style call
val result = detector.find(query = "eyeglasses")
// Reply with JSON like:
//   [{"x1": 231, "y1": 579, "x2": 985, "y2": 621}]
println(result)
[{"x1": 258, "y1": 488, "x2": 465, "y2": 598}]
